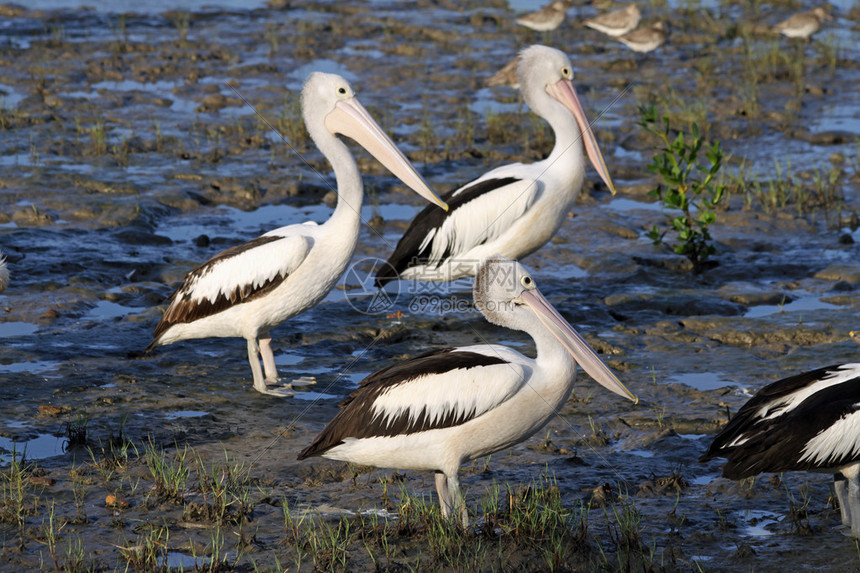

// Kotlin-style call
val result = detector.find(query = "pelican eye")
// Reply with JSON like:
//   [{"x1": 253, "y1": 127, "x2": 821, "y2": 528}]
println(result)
[
  {"x1": 561, "y1": 66, "x2": 571, "y2": 78},
  {"x1": 520, "y1": 275, "x2": 534, "y2": 289},
  {"x1": 337, "y1": 86, "x2": 348, "y2": 96}
]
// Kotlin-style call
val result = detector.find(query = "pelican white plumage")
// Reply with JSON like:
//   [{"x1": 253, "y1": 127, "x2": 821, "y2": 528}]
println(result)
[
  {"x1": 700, "y1": 363, "x2": 860, "y2": 537},
  {"x1": 375, "y1": 45, "x2": 616, "y2": 286},
  {"x1": 147, "y1": 72, "x2": 448, "y2": 396},
  {"x1": 300, "y1": 256, "x2": 637, "y2": 525}
]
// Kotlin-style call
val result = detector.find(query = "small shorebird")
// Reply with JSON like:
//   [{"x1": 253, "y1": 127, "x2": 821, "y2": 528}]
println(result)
[
  {"x1": 773, "y1": 7, "x2": 831, "y2": 39},
  {"x1": 700, "y1": 363, "x2": 860, "y2": 537},
  {"x1": 375, "y1": 45, "x2": 616, "y2": 286},
  {"x1": 300, "y1": 256, "x2": 637, "y2": 525},
  {"x1": 147, "y1": 73, "x2": 448, "y2": 396},
  {"x1": 0, "y1": 250, "x2": 8, "y2": 294},
  {"x1": 485, "y1": 55, "x2": 521, "y2": 89},
  {"x1": 583, "y1": 4, "x2": 641, "y2": 37},
  {"x1": 617, "y1": 22, "x2": 666, "y2": 53},
  {"x1": 516, "y1": 1, "x2": 569, "y2": 32}
]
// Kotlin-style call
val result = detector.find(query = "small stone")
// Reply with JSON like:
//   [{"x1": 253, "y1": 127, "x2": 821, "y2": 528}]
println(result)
[
  {"x1": 105, "y1": 494, "x2": 129, "y2": 509},
  {"x1": 38, "y1": 405, "x2": 64, "y2": 416}
]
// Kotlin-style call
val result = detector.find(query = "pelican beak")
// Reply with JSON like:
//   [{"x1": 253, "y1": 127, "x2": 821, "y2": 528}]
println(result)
[
  {"x1": 519, "y1": 288, "x2": 637, "y2": 403},
  {"x1": 324, "y1": 98, "x2": 448, "y2": 211},
  {"x1": 546, "y1": 79, "x2": 616, "y2": 195}
]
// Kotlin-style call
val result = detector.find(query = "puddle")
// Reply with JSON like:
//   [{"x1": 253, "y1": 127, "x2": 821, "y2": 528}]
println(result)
[
  {"x1": 275, "y1": 351, "x2": 305, "y2": 367},
  {"x1": 164, "y1": 411, "x2": 209, "y2": 420},
  {"x1": 293, "y1": 390, "x2": 339, "y2": 402},
  {"x1": 665, "y1": 372, "x2": 734, "y2": 391},
  {"x1": 0, "y1": 433, "x2": 68, "y2": 464},
  {"x1": 0, "y1": 322, "x2": 38, "y2": 337},
  {"x1": 604, "y1": 198, "x2": 664, "y2": 213},
  {"x1": 157, "y1": 552, "x2": 211, "y2": 570},
  {"x1": 744, "y1": 294, "x2": 840, "y2": 319},
  {"x1": 810, "y1": 103, "x2": 860, "y2": 135},
  {"x1": 91, "y1": 79, "x2": 178, "y2": 93},
  {"x1": 690, "y1": 473, "x2": 720, "y2": 486},
  {"x1": 627, "y1": 449, "x2": 654, "y2": 458},
  {"x1": 307, "y1": 504, "x2": 398, "y2": 520},
  {"x1": 86, "y1": 300, "x2": 133, "y2": 321},
  {"x1": 738, "y1": 509, "x2": 781, "y2": 537},
  {"x1": 0, "y1": 361, "x2": 60, "y2": 374},
  {"x1": 0, "y1": 83, "x2": 26, "y2": 109}
]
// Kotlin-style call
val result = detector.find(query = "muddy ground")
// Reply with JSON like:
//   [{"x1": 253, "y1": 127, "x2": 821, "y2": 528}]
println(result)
[{"x1": 0, "y1": 0, "x2": 860, "y2": 570}]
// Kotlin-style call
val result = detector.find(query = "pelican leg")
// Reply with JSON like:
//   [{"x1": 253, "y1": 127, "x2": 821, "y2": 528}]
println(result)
[
  {"x1": 248, "y1": 338, "x2": 294, "y2": 397},
  {"x1": 247, "y1": 338, "x2": 266, "y2": 393},
  {"x1": 848, "y1": 474, "x2": 860, "y2": 538},
  {"x1": 258, "y1": 334, "x2": 279, "y2": 383},
  {"x1": 835, "y1": 473, "x2": 851, "y2": 526},
  {"x1": 435, "y1": 472, "x2": 452, "y2": 518},
  {"x1": 446, "y1": 473, "x2": 469, "y2": 528}
]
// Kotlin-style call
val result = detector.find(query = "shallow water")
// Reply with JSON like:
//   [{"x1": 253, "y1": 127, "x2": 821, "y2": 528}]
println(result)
[{"x1": 0, "y1": 0, "x2": 859, "y2": 570}]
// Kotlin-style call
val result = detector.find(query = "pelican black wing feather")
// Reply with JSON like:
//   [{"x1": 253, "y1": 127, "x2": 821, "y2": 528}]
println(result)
[
  {"x1": 700, "y1": 364, "x2": 849, "y2": 462},
  {"x1": 298, "y1": 348, "x2": 509, "y2": 459},
  {"x1": 148, "y1": 235, "x2": 287, "y2": 346},
  {"x1": 375, "y1": 177, "x2": 521, "y2": 287},
  {"x1": 718, "y1": 380, "x2": 860, "y2": 478}
]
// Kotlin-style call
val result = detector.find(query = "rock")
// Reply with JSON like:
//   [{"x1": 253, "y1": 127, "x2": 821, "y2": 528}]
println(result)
[
  {"x1": 38, "y1": 405, "x2": 65, "y2": 416},
  {"x1": 605, "y1": 291, "x2": 744, "y2": 317},
  {"x1": 814, "y1": 264, "x2": 860, "y2": 285}
]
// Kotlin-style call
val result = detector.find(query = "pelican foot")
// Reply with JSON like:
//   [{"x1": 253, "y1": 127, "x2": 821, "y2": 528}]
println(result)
[
  {"x1": 290, "y1": 376, "x2": 317, "y2": 387},
  {"x1": 260, "y1": 383, "x2": 296, "y2": 398}
]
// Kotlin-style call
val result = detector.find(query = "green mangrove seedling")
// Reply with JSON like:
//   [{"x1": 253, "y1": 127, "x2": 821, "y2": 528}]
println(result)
[{"x1": 638, "y1": 104, "x2": 725, "y2": 273}]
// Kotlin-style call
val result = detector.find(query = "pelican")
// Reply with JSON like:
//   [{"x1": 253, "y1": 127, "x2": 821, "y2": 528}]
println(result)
[
  {"x1": 583, "y1": 4, "x2": 641, "y2": 37},
  {"x1": 147, "y1": 72, "x2": 448, "y2": 396},
  {"x1": 700, "y1": 363, "x2": 860, "y2": 537},
  {"x1": 375, "y1": 45, "x2": 616, "y2": 286},
  {"x1": 773, "y1": 7, "x2": 830, "y2": 39},
  {"x1": 300, "y1": 256, "x2": 637, "y2": 525}
]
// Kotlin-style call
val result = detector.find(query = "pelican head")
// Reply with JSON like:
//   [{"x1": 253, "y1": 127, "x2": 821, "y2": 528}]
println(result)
[
  {"x1": 475, "y1": 256, "x2": 636, "y2": 402},
  {"x1": 301, "y1": 72, "x2": 447, "y2": 211},
  {"x1": 517, "y1": 45, "x2": 616, "y2": 195}
]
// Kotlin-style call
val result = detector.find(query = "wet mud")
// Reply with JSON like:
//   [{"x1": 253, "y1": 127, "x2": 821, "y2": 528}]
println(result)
[{"x1": 1, "y1": 0, "x2": 860, "y2": 570}]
